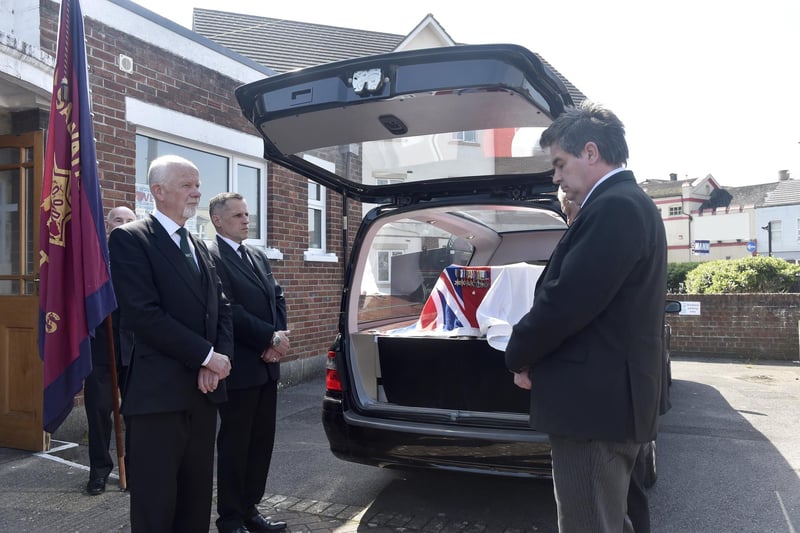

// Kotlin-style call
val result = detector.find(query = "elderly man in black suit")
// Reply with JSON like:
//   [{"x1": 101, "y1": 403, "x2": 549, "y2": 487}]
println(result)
[
  {"x1": 84, "y1": 205, "x2": 135, "y2": 496},
  {"x1": 108, "y1": 155, "x2": 233, "y2": 533},
  {"x1": 505, "y1": 102, "x2": 667, "y2": 533},
  {"x1": 208, "y1": 192, "x2": 289, "y2": 533}
]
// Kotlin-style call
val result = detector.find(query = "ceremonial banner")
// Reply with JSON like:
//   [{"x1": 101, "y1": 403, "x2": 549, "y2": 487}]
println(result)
[{"x1": 39, "y1": 0, "x2": 116, "y2": 433}]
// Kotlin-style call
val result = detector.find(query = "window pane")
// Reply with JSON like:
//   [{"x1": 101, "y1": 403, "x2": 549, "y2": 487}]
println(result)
[
  {"x1": 26, "y1": 167, "x2": 34, "y2": 280},
  {"x1": 377, "y1": 251, "x2": 390, "y2": 282},
  {"x1": 237, "y1": 164, "x2": 261, "y2": 239},
  {"x1": 135, "y1": 135, "x2": 229, "y2": 238},
  {"x1": 0, "y1": 147, "x2": 20, "y2": 165},
  {"x1": 308, "y1": 208, "x2": 322, "y2": 248},
  {"x1": 308, "y1": 181, "x2": 320, "y2": 202},
  {"x1": 0, "y1": 169, "x2": 20, "y2": 277}
]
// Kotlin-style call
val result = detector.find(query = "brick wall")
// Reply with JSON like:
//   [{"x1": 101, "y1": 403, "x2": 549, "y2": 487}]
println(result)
[
  {"x1": 40, "y1": 0, "x2": 354, "y2": 366},
  {"x1": 667, "y1": 294, "x2": 800, "y2": 361}
]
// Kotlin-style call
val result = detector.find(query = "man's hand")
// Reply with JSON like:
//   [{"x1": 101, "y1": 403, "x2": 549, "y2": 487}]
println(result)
[
  {"x1": 513, "y1": 370, "x2": 532, "y2": 390},
  {"x1": 261, "y1": 346, "x2": 282, "y2": 364},
  {"x1": 270, "y1": 330, "x2": 291, "y2": 357},
  {"x1": 197, "y1": 367, "x2": 220, "y2": 393},
  {"x1": 206, "y1": 351, "x2": 231, "y2": 379}
]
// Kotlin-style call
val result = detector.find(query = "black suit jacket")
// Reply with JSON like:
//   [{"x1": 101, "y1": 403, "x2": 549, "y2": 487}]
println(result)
[
  {"x1": 505, "y1": 170, "x2": 667, "y2": 443},
  {"x1": 108, "y1": 215, "x2": 233, "y2": 415},
  {"x1": 209, "y1": 237, "x2": 286, "y2": 389}
]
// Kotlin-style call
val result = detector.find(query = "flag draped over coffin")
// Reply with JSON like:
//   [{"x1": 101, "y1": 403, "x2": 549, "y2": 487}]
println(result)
[{"x1": 411, "y1": 263, "x2": 544, "y2": 350}]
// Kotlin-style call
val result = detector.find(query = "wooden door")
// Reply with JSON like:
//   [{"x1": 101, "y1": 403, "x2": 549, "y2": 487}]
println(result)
[{"x1": 0, "y1": 131, "x2": 47, "y2": 451}]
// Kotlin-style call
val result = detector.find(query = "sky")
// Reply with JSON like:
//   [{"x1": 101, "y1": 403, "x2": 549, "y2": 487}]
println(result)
[{"x1": 130, "y1": 0, "x2": 800, "y2": 188}]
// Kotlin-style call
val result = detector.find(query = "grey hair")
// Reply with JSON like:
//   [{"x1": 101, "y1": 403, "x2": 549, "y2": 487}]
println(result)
[
  {"x1": 147, "y1": 155, "x2": 199, "y2": 187},
  {"x1": 209, "y1": 191, "x2": 245, "y2": 217}
]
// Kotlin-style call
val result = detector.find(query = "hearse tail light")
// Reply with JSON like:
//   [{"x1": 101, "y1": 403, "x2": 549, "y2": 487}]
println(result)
[{"x1": 325, "y1": 349, "x2": 343, "y2": 392}]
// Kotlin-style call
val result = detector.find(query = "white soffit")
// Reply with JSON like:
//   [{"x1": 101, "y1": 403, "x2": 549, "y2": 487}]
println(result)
[
  {"x1": 126, "y1": 97, "x2": 263, "y2": 158},
  {"x1": 82, "y1": 0, "x2": 270, "y2": 84}
]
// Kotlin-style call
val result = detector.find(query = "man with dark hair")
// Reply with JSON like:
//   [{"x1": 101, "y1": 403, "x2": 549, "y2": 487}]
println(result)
[
  {"x1": 209, "y1": 192, "x2": 289, "y2": 533},
  {"x1": 555, "y1": 184, "x2": 660, "y2": 533},
  {"x1": 505, "y1": 102, "x2": 667, "y2": 532},
  {"x1": 109, "y1": 155, "x2": 233, "y2": 532}
]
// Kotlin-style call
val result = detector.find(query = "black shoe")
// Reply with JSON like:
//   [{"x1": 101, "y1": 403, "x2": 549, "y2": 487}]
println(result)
[
  {"x1": 244, "y1": 513, "x2": 286, "y2": 532},
  {"x1": 85, "y1": 476, "x2": 107, "y2": 496},
  {"x1": 229, "y1": 528, "x2": 249, "y2": 533}
]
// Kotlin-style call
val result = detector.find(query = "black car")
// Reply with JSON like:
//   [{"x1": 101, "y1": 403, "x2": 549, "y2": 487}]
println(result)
[{"x1": 236, "y1": 44, "x2": 675, "y2": 480}]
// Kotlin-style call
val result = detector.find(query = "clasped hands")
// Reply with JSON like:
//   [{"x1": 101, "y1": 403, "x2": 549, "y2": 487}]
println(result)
[
  {"x1": 198, "y1": 351, "x2": 232, "y2": 394},
  {"x1": 197, "y1": 330, "x2": 290, "y2": 393},
  {"x1": 261, "y1": 329, "x2": 290, "y2": 363}
]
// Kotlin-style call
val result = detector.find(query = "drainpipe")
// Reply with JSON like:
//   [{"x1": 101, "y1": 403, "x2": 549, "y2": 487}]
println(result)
[
  {"x1": 761, "y1": 222, "x2": 773, "y2": 257},
  {"x1": 683, "y1": 210, "x2": 693, "y2": 261}
]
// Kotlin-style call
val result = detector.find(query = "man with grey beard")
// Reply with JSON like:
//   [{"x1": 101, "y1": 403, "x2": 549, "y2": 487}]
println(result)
[{"x1": 108, "y1": 155, "x2": 233, "y2": 532}]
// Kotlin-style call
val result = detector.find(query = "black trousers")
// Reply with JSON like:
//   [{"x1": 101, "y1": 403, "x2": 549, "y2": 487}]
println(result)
[
  {"x1": 216, "y1": 381, "x2": 278, "y2": 533},
  {"x1": 83, "y1": 363, "x2": 127, "y2": 480},
  {"x1": 127, "y1": 396, "x2": 217, "y2": 533}
]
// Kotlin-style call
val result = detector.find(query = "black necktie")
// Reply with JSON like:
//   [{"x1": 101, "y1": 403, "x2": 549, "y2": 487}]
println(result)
[
  {"x1": 238, "y1": 244, "x2": 254, "y2": 272},
  {"x1": 177, "y1": 227, "x2": 200, "y2": 274}
]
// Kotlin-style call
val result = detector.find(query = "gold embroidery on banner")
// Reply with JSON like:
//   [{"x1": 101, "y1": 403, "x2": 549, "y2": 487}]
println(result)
[
  {"x1": 43, "y1": 158, "x2": 72, "y2": 249},
  {"x1": 45, "y1": 312, "x2": 61, "y2": 334},
  {"x1": 42, "y1": 75, "x2": 78, "y2": 251},
  {"x1": 56, "y1": 77, "x2": 72, "y2": 121}
]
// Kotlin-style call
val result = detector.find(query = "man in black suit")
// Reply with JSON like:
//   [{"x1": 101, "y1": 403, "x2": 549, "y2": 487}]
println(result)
[
  {"x1": 505, "y1": 102, "x2": 667, "y2": 533},
  {"x1": 556, "y1": 185, "x2": 664, "y2": 533},
  {"x1": 108, "y1": 155, "x2": 233, "y2": 533},
  {"x1": 208, "y1": 192, "x2": 289, "y2": 533},
  {"x1": 84, "y1": 205, "x2": 135, "y2": 495}
]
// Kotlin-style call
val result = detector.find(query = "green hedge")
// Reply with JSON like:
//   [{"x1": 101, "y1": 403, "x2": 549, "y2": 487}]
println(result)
[
  {"x1": 667, "y1": 262, "x2": 700, "y2": 293},
  {"x1": 683, "y1": 256, "x2": 800, "y2": 294}
]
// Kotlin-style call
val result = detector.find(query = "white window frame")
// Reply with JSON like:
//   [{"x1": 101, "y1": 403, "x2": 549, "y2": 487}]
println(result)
[
  {"x1": 668, "y1": 206, "x2": 682, "y2": 216},
  {"x1": 796, "y1": 218, "x2": 800, "y2": 243},
  {"x1": 302, "y1": 155, "x2": 338, "y2": 263},
  {"x1": 376, "y1": 250, "x2": 403, "y2": 284},
  {"x1": 452, "y1": 130, "x2": 478, "y2": 143},
  {"x1": 125, "y1": 98, "x2": 273, "y2": 250},
  {"x1": 308, "y1": 180, "x2": 326, "y2": 250},
  {"x1": 133, "y1": 129, "x2": 268, "y2": 247}
]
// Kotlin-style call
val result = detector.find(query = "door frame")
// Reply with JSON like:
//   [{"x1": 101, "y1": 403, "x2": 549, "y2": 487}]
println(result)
[{"x1": 0, "y1": 130, "x2": 47, "y2": 451}]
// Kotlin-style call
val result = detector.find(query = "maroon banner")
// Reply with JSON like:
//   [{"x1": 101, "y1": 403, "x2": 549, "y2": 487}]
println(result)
[{"x1": 39, "y1": 0, "x2": 117, "y2": 433}]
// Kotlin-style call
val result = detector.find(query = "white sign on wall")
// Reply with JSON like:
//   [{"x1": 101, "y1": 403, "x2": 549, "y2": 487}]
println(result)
[{"x1": 679, "y1": 301, "x2": 701, "y2": 315}]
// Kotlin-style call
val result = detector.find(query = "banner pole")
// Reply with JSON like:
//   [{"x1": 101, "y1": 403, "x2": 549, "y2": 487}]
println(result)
[{"x1": 104, "y1": 315, "x2": 126, "y2": 490}]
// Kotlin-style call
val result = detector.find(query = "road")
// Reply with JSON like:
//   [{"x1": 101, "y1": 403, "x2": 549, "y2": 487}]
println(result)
[{"x1": 265, "y1": 357, "x2": 800, "y2": 532}]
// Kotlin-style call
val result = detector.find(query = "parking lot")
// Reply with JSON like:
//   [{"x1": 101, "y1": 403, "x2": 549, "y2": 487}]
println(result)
[{"x1": 1, "y1": 357, "x2": 798, "y2": 532}]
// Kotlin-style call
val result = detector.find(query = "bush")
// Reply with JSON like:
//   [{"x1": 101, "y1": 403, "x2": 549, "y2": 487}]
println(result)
[
  {"x1": 683, "y1": 256, "x2": 800, "y2": 294},
  {"x1": 667, "y1": 262, "x2": 701, "y2": 293}
]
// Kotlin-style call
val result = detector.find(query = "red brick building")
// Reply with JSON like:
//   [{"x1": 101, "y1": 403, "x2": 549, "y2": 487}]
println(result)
[{"x1": 1, "y1": 0, "x2": 585, "y2": 449}]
